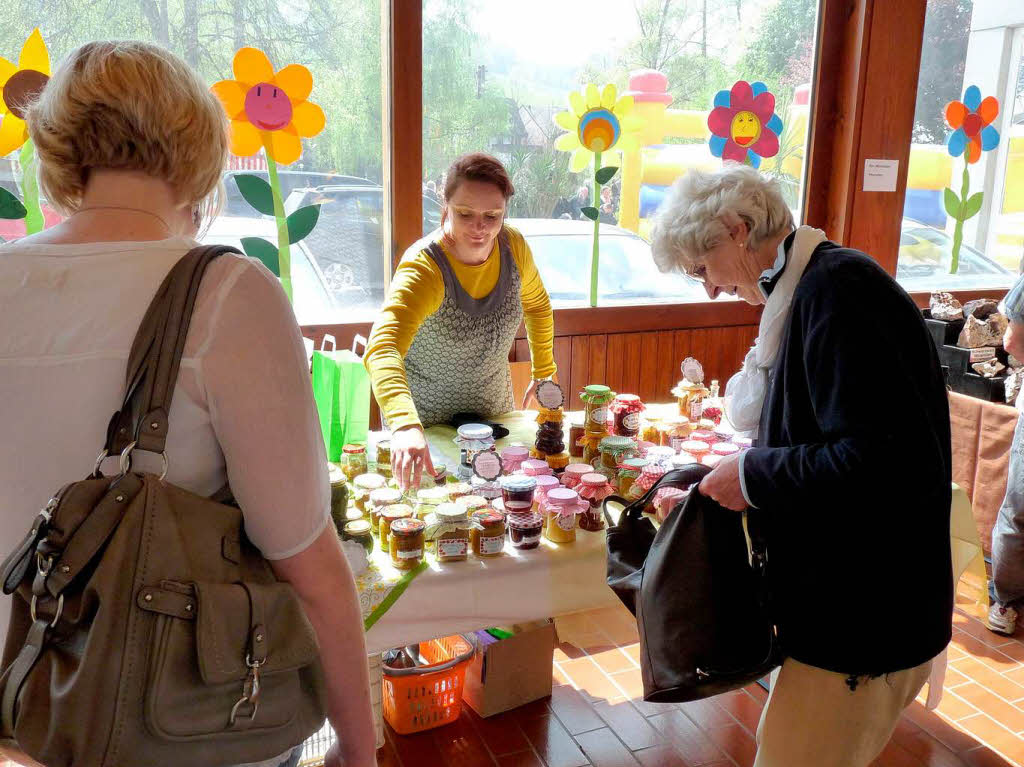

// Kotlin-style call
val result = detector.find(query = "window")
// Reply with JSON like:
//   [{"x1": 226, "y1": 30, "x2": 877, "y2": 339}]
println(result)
[
  {"x1": 898, "y1": 0, "x2": 1023, "y2": 292},
  {"x1": 421, "y1": 0, "x2": 820, "y2": 307},
  {"x1": 0, "y1": 2, "x2": 386, "y2": 322}
]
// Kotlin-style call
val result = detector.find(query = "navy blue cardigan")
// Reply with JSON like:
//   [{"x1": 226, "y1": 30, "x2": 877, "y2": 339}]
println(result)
[{"x1": 742, "y1": 241, "x2": 953, "y2": 675}]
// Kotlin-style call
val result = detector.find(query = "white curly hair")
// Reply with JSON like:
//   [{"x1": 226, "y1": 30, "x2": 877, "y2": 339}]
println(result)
[{"x1": 650, "y1": 163, "x2": 794, "y2": 274}]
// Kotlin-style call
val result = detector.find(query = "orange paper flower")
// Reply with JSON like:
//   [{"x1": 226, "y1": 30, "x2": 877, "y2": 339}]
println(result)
[
  {"x1": 212, "y1": 47, "x2": 325, "y2": 165},
  {"x1": 945, "y1": 85, "x2": 999, "y2": 165}
]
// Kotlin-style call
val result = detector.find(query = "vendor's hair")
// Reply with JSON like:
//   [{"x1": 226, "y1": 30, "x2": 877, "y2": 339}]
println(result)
[
  {"x1": 651, "y1": 163, "x2": 794, "y2": 273},
  {"x1": 443, "y1": 153, "x2": 515, "y2": 202},
  {"x1": 26, "y1": 40, "x2": 228, "y2": 217}
]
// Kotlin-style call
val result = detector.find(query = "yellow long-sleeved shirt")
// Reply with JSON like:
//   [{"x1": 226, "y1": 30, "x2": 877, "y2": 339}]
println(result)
[{"x1": 365, "y1": 225, "x2": 556, "y2": 431}]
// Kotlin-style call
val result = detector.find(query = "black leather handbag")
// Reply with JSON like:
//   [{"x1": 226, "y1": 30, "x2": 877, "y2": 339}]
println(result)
[{"x1": 604, "y1": 464, "x2": 781, "y2": 702}]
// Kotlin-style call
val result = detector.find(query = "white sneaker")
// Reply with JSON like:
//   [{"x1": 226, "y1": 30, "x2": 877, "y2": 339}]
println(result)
[{"x1": 987, "y1": 603, "x2": 1018, "y2": 636}]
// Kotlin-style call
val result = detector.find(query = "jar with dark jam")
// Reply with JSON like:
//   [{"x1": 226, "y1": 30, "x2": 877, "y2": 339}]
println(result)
[
  {"x1": 609, "y1": 394, "x2": 644, "y2": 439},
  {"x1": 499, "y1": 475, "x2": 537, "y2": 513},
  {"x1": 507, "y1": 512, "x2": 545, "y2": 551}
]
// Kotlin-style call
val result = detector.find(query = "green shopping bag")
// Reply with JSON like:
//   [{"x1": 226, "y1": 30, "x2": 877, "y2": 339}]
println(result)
[{"x1": 311, "y1": 335, "x2": 371, "y2": 460}]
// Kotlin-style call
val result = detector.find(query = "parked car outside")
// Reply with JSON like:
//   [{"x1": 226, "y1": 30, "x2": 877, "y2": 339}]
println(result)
[
  {"x1": 221, "y1": 171, "x2": 376, "y2": 218},
  {"x1": 199, "y1": 216, "x2": 341, "y2": 326}
]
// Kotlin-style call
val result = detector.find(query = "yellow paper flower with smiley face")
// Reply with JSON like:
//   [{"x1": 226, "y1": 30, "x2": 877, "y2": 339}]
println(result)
[
  {"x1": 211, "y1": 47, "x2": 325, "y2": 165},
  {"x1": 0, "y1": 29, "x2": 50, "y2": 158}
]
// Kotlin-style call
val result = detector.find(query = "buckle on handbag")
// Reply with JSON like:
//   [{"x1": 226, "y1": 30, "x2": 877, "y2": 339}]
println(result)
[{"x1": 228, "y1": 654, "x2": 263, "y2": 726}]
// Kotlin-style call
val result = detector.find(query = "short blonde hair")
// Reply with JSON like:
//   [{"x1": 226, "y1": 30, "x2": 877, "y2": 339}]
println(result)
[
  {"x1": 651, "y1": 163, "x2": 794, "y2": 273},
  {"x1": 26, "y1": 41, "x2": 228, "y2": 216}
]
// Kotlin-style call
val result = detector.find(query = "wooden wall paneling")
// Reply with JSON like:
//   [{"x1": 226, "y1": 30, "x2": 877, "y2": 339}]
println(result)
[
  {"x1": 553, "y1": 337, "x2": 573, "y2": 396},
  {"x1": 639, "y1": 333, "x2": 660, "y2": 403},
  {"x1": 654, "y1": 331, "x2": 677, "y2": 403},
  {"x1": 569, "y1": 336, "x2": 591, "y2": 410},
  {"x1": 589, "y1": 334, "x2": 608, "y2": 391},
  {"x1": 621, "y1": 333, "x2": 644, "y2": 398}
]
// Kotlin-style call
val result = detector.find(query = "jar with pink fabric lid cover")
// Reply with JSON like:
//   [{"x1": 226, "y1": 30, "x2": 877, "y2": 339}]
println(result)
[
  {"x1": 533, "y1": 474, "x2": 562, "y2": 507},
  {"x1": 561, "y1": 463, "x2": 594, "y2": 489},
  {"x1": 577, "y1": 473, "x2": 613, "y2": 531},
  {"x1": 542, "y1": 487, "x2": 588, "y2": 543},
  {"x1": 500, "y1": 446, "x2": 531, "y2": 475},
  {"x1": 521, "y1": 459, "x2": 554, "y2": 477}
]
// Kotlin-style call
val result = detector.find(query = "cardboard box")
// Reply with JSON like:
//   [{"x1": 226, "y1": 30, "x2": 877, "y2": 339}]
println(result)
[{"x1": 462, "y1": 620, "x2": 556, "y2": 718}]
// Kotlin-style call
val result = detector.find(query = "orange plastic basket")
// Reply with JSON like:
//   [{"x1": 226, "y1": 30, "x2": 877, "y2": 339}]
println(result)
[{"x1": 381, "y1": 634, "x2": 476, "y2": 735}]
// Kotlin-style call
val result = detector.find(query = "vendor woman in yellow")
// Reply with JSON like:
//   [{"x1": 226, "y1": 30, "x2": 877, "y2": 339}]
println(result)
[{"x1": 365, "y1": 153, "x2": 557, "y2": 490}]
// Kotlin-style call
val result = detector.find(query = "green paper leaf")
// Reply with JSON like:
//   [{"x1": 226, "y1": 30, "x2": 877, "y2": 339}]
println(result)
[
  {"x1": 581, "y1": 206, "x2": 599, "y2": 221},
  {"x1": 595, "y1": 166, "x2": 618, "y2": 185},
  {"x1": 963, "y1": 192, "x2": 984, "y2": 219},
  {"x1": 241, "y1": 236, "x2": 280, "y2": 276},
  {"x1": 943, "y1": 188, "x2": 961, "y2": 218},
  {"x1": 235, "y1": 174, "x2": 275, "y2": 216},
  {"x1": 287, "y1": 204, "x2": 321, "y2": 244},
  {"x1": 0, "y1": 186, "x2": 26, "y2": 220}
]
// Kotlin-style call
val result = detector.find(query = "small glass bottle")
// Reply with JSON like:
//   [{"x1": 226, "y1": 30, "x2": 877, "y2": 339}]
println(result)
[
  {"x1": 328, "y1": 464, "x2": 349, "y2": 533},
  {"x1": 375, "y1": 440, "x2": 393, "y2": 479}
]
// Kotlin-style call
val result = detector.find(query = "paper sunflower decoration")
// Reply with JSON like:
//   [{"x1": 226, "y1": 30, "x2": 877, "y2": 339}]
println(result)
[
  {"x1": 0, "y1": 29, "x2": 51, "y2": 234},
  {"x1": 212, "y1": 47, "x2": 326, "y2": 301},
  {"x1": 554, "y1": 84, "x2": 642, "y2": 307},
  {"x1": 943, "y1": 85, "x2": 1001, "y2": 274},
  {"x1": 707, "y1": 81, "x2": 783, "y2": 168}
]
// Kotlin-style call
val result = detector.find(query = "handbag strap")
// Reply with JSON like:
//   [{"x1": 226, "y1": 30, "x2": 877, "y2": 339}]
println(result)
[
  {"x1": 604, "y1": 464, "x2": 712, "y2": 526},
  {"x1": 103, "y1": 245, "x2": 242, "y2": 458}
]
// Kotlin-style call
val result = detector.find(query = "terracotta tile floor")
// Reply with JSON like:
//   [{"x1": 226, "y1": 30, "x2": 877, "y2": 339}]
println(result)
[{"x1": 380, "y1": 576, "x2": 1024, "y2": 767}]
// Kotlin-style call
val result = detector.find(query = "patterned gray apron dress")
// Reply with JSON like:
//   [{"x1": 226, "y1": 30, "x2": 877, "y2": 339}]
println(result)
[{"x1": 403, "y1": 230, "x2": 523, "y2": 427}]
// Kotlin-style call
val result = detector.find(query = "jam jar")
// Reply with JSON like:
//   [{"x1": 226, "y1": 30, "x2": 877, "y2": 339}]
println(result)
[
  {"x1": 447, "y1": 482, "x2": 473, "y2": 502},
  {"x1": 542, "y1": 488, "x2": 587, "y2": 544},
  {"x1": 499, "y1": 475, "x2": 537, "y2": 513},
  {"x1": 534, "y1": 407, "x2": 566, "y2": 456},
  {"x1": 380, "y1": 504, "x2": 413, "y2": 550},
  {"x1": 368, "y1": 488, "x2": 403, "y2": 536},
  {"x1": 342, "y1": 519, "x2": 374, "y2": 555},
  {"x1": 471, "y1": 510, "x2": 506, "y2": 558},
  {"x1": 568, "y1": 418, "x2": 585, "y2": 458},
  {"x1": 375, "y1": 440, "x2": 393, "y2": 478},
  {"x1": 577, "y1": 473, "x2": 613, "y2": 531},
  {"x1": 630, "y1": 462, "x2": 667, "y2": 502},
  {"x1": 521, "y1": 459, "x2": 554, "y2": 477},
  {"x1": 389, "y1": 517, "x2": 425, "y2": 571},
  {"x1": 617, "y1": 458, "x2": 648, "y2": 498},
  {"x1": 580, "y1": 384, "x2": 615, "y2": 437},
  {"x1": 500, "y1": 446, "x2": 530, "y2": 475},
  {"x1": 342, "y1": 444, "x2": 368, "y2": 482},
  {"x1": 328, "y1": 464, "x2": 350, "y2": 532},
  {"x1": 507, "y1": 512, "x2": 545, "y2": 550},
  {"x1": 609, "y1": 394, "x2": 645, "y2": 438},
  {"x1": 455, "y1": 495, "x2": 490, "y2": 514},
  {"x1": 599, "y1": 436, "x2": 637, "y2": 471},
  {"x1": 455, "y1": 423, "x2": 495, "y2": 480},
  {"x1": 414, "y1": 487, "x2": 450, "y2": 520},
  {"x1": 352, "y1": 473, "x2": 387, "y2": 516},
  {"x1": 579, "y1": 435, "x2": 604, "y2": 468},
  {"x1": 712, "y1": 443, "x2": 740, "y2": 458},
  {"x1": 429, "y1": 504, "x2": 472, "y2": 563},
  {"x1": 533, "y1": 475, "x2": 562, "y2": 508},
  {"x1": 679, "y1": 440, "x2": 711, "y2": 462},
  {"x1": 690, "y1": 429, "x2": 718, "y2": 446},
  {"x1": 562, "y1": 464, "x2": 594, "y2": 490},
  {"x1": 471, "y1": 476, "x2": 502, "y2": 500}
]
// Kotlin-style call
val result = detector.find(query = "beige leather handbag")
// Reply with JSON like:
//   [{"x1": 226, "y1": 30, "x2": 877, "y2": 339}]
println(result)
[{"x1": 0, "y1": 245, "x2": 327, "y2": 766}]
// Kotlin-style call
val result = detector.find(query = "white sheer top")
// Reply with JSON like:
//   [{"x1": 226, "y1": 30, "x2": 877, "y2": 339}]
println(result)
[{"x1": 0, "y1": 237, "x2": 330, "y2": 642}]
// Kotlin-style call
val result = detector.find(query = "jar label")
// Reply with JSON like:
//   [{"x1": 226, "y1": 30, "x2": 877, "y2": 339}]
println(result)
[
  {"x1": 688, "y1": 397, "x2": 703, "y2": 422},
  {"x1": 623, "y1": 413, "x2": 641, "y2": 431},
  {"x1": 515, "y1": 532, "x2": 542, "y2": 547},
  {"x1": 479, "y1": 535, "x2": 504, "y2": 555},
  {"x1": 590, "y1": 407, "x2": 608, "y2": 425},
  {"x1": 397, "y1": 547, "x2": 423, "y2": 560},
  {"x1": 438, "y1": 538, "x2": 468, "y2": 558},
  {"x1": 557, "y1": 514, "x2": 576, "y2": 532}
]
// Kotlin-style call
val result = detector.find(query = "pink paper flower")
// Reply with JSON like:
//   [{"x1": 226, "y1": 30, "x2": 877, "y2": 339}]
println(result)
[{"x1": 707, "y1": 80, "x2": 783, "y2": 168}]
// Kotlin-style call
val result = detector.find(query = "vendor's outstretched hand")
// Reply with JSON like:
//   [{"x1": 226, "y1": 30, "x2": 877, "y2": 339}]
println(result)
[
  {"x1": 699, "y1": 452, "x2": 748, "y2": 511},
  {"x1": 392, "y1": 425, "x2": 435, "y2": 493}
]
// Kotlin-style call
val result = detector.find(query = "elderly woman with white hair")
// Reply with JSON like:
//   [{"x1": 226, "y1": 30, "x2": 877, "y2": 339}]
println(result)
[{"x1": 651, "y1": 164, "x2": 953, "y2": 767}]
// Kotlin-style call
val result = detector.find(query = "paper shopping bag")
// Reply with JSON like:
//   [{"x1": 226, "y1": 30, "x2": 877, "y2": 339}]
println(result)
[{"x1": 311, "y1": 335, "x2": 371, "y2": 460}]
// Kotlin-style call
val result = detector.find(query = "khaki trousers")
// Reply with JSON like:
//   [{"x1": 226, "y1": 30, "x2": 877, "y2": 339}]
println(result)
[{"x1": 754, "y1": 657, "x2": 933, "y2": 767}]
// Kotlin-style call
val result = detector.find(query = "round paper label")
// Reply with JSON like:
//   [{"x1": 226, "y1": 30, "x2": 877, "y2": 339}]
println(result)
[
  {"x1": 557, "y1": 514, "x2": 576, "y2": 532},
  {"x1": 536, "y1": 380, "x2": 565, "y2": 410},
  {"x1": 623, "y1": 413, "x2": 641, "y2": 431},
  {"x1": 590, "y1": 407, "x2": 609, "y2": 425},
  {"x1": 681, "y1": 357, "x2": 704, "y2": 384},
  {"x1": 472, "y1": 450, "x2": 503, "y2": 481}
]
